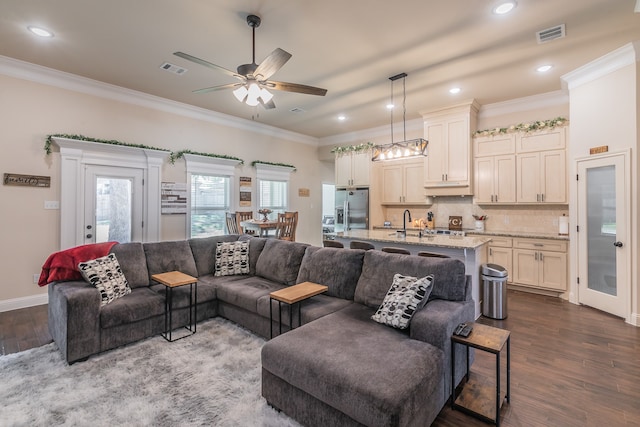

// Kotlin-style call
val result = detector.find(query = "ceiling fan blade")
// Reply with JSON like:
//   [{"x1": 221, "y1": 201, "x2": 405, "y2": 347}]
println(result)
[
  {"x1": 173, "y1": 51, "x2": 244, "y2": 80},
  {"x1": 267, "y1": 81, "x2": 328, "y2": 96},
  {"x1": 260, "y1": 98, "x2": 276, "y2": 109},
  {"x1": 254, "y1": 48, "x2": 292, "y2": 80},
  {"x1": 192, "y1": 82, "x2": 243, "y2": 94}
]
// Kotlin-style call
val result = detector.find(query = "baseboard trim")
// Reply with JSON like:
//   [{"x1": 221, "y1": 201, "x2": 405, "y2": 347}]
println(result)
[
  {"x1": 0, "y1": 293, "x2": 48, "y2": 312},
  {"x1": 628, "y1": 312, "x2": 640, "y2": 327}
]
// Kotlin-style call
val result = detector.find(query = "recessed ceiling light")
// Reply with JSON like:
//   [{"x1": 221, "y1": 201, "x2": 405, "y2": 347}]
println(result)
[
  {"x1": 449, "y1": 87, "x2": 461, "y2": 94},
  {"x1": 536, "y1": 65, "x2": 553, "y2": 73},
  {"x1": 28, "y1": 26, "x2": 54, "y2": 38},
  {"x1": 337, "y1": 115, "x2": 346, "y2": 121},
  {"x1": 493, "y1": 1, "x2": 517, "y2": 15}
]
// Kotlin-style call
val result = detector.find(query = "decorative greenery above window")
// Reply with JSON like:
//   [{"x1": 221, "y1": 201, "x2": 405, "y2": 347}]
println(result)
[
  {"x1": 331, "y1": 142, "x2": 374, "y2": 155},
  {"x1": 474, "y1": 117, "x2": 568, "y2": 137},
  {"x1": 170, "y1": 149, "x2": 244, "y2": 165},
  {"x1": 251, "y1": 160, "x2": 296, "y2": 171},
  {"x1": 45, "y1": 134, "x2": 170, "y2": 155}
]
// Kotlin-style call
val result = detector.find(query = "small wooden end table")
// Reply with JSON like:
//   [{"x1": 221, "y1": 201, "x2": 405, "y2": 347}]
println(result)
[
  {"x1": 269, "y1": 281, "x2": 328, "y2": 338},
  {"x1": 451, "y1": 322, "x2": 511, "y2": 426},
  {"x1": 152, "y1": 271, "x2": 198, "y2": 342}
]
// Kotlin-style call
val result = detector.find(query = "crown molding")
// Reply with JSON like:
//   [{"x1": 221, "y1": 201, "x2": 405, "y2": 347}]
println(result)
[
  {"x1": 318, "y1": 118, "x2": 423, "y2": 147},
  {"x1": 561, "y1": 41, "x2": 640, "y2": 91},
  {"x1": 478, "y1": 90, "x2": 569, "y2": 119},
  {"x1": 0, "y1": 55, "x2": 318, "y2": 147}
]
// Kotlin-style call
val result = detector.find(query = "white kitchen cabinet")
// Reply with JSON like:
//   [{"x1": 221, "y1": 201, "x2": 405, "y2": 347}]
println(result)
[
  {"x1": 422, "y1": 100, "x2": 479, "y2": 196},
  {"x1": 516, "y1": 149, "x2": 566, "y2": 204},
  {"x1": 335, "y1": 151, "x2": 371, "y2": 187},
  {"x1": 511, "y1": 238, "x2": 567, "y2": 291},
  {"x1": 475, "y1": 155, "x2": 516, "y2": 204},
  {"x1": 488, "y1": 237, "x2": 512, "y2": 282},
  {"x1": 380, "y1": 158, "x2": 426, "y2": 204}
]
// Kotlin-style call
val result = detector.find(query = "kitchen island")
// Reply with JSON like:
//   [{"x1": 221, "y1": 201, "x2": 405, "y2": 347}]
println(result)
[{"x1": 336, "y1": 229, "x2": 492, "y2": 318}]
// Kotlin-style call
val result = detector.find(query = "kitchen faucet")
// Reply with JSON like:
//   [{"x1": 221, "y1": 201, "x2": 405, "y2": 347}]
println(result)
[{"x1": 401, "y1": 209, "x2": 412, "y2": 234}]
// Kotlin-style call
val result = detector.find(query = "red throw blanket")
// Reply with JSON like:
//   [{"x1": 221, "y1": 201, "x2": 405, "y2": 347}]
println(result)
[{"x1": 38, "y1": 242, "x2": 118, "y2": 287}]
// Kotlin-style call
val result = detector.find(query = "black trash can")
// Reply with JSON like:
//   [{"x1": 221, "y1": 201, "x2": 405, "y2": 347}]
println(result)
[{"x1": 481, "y1": 263, "x2": 508, "y2": 319}]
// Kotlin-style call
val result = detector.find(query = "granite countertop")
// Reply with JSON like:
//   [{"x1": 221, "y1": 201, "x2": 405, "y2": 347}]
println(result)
[
  {"x1": 337, "y1": 229, "x2": 492, "y2": 250},
  {"x1": 372, "y1": 226, "x2": 569, "y2": 241}
]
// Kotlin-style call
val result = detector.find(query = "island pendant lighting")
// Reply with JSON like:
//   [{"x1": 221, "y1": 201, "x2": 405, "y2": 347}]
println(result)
[{"x1": 372, "y1": 72, "x2": 428, "y2": 162}]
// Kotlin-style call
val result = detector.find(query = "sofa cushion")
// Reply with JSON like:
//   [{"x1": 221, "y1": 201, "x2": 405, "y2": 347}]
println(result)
[
  {"x1": 188, "y1": 235, "x2": 240, "y2": 276},
  {"x1": 255, "y1": 239, "x2": 309, "y2": 286},
  {"x1": 99, "y1": 287, "x2": 165, "y2": 328},
  {"x1": 355, "y1": 251, "x2": 467, "y2": 309},
  {"x1": 78, "y1": 254, "x2": 131, "y2": 305},
  {"x1": 261, "y1": 303, "x2": 444, "y2": 427},
  {"x1": 295, "y1": 247, "x2": 364, "y2": 300},
  {"x1": 215, "y1": 276, "x2": 286, "y2": 312},
  {"x1": 215, "y1": 241, "x2": 250, "y2": 276},
  {"x1": 371, "y1": 274, "x2": 434, "y2": 329},
  {"x1": 109, "y1": 242, "x2": 149, "y2": 288},
  {"x1": 144, "y1": 240, "x2": 198, "y2": 280},
  {"x1": 245, "y1": 237, "x2": 267, "y2": 276}
]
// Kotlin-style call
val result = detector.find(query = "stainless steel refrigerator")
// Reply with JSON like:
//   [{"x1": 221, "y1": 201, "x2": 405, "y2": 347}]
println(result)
[{"x1": 335, "y1": 188, "x2": 369, "y2": 232}]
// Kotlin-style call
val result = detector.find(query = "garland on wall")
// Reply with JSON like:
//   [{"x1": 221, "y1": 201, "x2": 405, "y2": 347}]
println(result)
[
  {"x1": 474, "y1": 117, "x2": 568, "y2": 137},
  {"x1": 169, "y1": 149, "x2": 244, "y2": 165},
  {"x1": 251, "y1": 160, "x2": 296, "y2": 171},
  {"x1": 330, "y1": 142, "x2": 374, "y2": 155},
  {"x1": 44, "y1": 134, "x2": 170, "y2": 155}
]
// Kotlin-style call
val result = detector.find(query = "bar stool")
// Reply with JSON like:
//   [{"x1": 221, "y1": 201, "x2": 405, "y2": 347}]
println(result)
[
  {"x1": 350, "y1": 241, "x2": 375, "y2": 251},
  {"x1": 381, "y1": 247, "x2": 411, "y2": 255},
  {"x1": 323, "y1": 240, "x2": 344, "y2": 248},
  {"x1": 417, "y1": 251, "x2": 450, "y2": 258}
]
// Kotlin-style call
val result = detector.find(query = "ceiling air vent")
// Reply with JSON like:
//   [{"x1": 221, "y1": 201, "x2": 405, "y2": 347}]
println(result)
[
  {"x1": 536, "y1": 24, "x2": 565, "y2": 44},
  {"x1": 159, "y1": 62, "x2": 188, "y2": 75}
]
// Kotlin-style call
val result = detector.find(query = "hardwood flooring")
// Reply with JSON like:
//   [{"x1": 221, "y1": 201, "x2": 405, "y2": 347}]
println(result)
[{"x1": 0, "y1": 291, "x2": 638, "y2": 426}]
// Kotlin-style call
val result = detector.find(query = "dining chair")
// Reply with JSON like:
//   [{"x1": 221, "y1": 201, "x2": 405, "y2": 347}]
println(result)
[
  {"x1": 225, "y1": 212, "x2": 240, "y2": 234},
  {"x1": 417, "y1": 251, "x2": 450, "y2": 258},
  {"x1": 381, "y1": 247, "x2": 411, "y2": 255},
  {"x1": 236, "y1": 211, "x2": 255, "y2": 235},
  {"x1": 349, "y1": 241, "x2": 375, "y2": 251},
  {"x1": 323, "y1": 240, "x2": 344, "y2": 248},
  {"x1": 276, "y1": 211, "x2": 298, "y2": 241}
]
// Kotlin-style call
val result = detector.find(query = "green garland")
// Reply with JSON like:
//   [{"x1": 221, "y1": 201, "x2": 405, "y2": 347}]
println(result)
[
  {"x1": 45, "y1": 134, "x2": 171, "y2": 155},
  {"x1": 251, "y1": 160, "x2": 296, "y2": 171},
  {"x1": 169, "y1": 149, "x2": 244, "y2": 165},
  {"x1": 474, "y1": 117, "x2": 568, "y2": 137},
  {"x1": 331, "y1": 142, "x2": 374, "y2": 155}
]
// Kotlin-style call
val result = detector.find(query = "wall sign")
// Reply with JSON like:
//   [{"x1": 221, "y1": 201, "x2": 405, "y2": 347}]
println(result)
[
  {"x1": 3, "y1": 173, "x2": 50, "y2": 187},
  {"x1": 589, "y1": 145, "x2": 609, "y2": 155},
  {"x1": 239, "y1": 176, "x2": 252, "y2": 207},
  {"x1": 161, "y1": 182, "x2": 187, "y2": 214},
  {"x1": 298, "y1": 188, "x2": 310, "y2": 197}
]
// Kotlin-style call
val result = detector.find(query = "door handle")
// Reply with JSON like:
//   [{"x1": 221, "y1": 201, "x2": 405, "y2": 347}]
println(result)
[
  {"x1": 614, "y1": 241, "x2": 623, "y2": 248},
  {"x1": 86, "y1": 234, "x2": 93, "y2": 239}
]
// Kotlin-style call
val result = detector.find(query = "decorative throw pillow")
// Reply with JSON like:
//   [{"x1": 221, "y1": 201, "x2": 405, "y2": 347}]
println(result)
[
  {"x1": 78, "y1": 253, "x2": 131, "y2": 306},
  {"x1": 371, "y1": 273, "x2": 434, "y2": 329},
  {"x1": 215, "y1": 241, "x2": 250, "y2": 276}
]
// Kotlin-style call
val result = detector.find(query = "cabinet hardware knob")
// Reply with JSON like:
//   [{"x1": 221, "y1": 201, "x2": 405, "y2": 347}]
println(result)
[
  {"x1": 614, "y1": 241, "x2": 623, "y2": 248},
  {"x1": 86, "y1": 234, "x2": 93, "y2": 239}
]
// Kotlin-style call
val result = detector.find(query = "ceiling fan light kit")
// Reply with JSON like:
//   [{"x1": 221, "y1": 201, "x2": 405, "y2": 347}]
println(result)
[{"x1": 174, "y1": 14, "x2": 326, "y2": 110}]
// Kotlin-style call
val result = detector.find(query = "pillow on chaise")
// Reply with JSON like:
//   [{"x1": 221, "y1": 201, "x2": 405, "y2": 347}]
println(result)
[
  {"x1": 78, "y1": 253, "x2": 131, "y2": 305},
  {"x1": 371, "y1": 273, "x2": 434, "y2": 329},
  {"x1": 215, "y1": 241, "x2": 250, "y2": 276}
]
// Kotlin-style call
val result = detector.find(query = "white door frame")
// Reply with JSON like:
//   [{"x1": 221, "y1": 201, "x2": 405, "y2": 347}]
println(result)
[{"x1": 575, "y1": 150, "x2": 631, "y2": 322}]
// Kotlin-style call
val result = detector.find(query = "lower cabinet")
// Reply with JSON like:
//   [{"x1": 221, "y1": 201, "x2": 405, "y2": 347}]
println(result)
[
  {"x1": 487, "y1": 237, "x2": 513, "y2": 282},
  {"x1": 511, "y1": 238, "x2": 567, "y2": 291}
]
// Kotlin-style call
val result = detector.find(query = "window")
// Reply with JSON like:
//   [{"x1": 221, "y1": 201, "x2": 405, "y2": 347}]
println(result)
[
  {"x1": 258, "y1": 179, "x2": 288, "y2": 219},
  {"x1": 190, "y1": 174, "x2": 230, "y2": 237}
]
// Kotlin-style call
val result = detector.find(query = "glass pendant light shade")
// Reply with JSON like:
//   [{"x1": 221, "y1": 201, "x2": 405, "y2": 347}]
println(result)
[
  {"x1": 233, "y1": 86, "x2": 248, "y2": 102},
  {"x1": 260, "y1": 88, "x2": 273, "y2": 103}
]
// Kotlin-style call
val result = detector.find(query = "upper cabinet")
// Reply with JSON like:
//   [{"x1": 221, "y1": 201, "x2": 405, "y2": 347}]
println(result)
[
  {"x1": 335, "y1": 150, "x2": 371, "y2": 187},
  {"x1": 380, "y1": 158, "x2": 428, "y2": 205},
  {"x1": 474, "y1": 134, "x2": 517, "y2": 204},
  {"x1": 422, "y1": 100, "x2": 479, "y2": 196}
]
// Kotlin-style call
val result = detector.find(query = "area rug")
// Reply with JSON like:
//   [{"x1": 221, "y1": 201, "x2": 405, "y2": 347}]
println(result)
[{"x1": 0, "y1": 318, "x2": 300, "y2": 427}]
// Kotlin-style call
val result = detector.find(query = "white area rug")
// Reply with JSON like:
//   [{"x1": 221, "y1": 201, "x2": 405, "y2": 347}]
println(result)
[{"x1": 0, "y1": 318, "x2": 300, "y2": 427}]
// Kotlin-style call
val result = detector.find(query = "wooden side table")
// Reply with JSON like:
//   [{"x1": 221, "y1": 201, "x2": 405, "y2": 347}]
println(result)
[
  {"x1": 152, "y1": 271, "x2": 198, "y2": 342},
  {"x1": 451, "y1": 322, "x2": 511, "y2": 426},
  {"x1": 269, "y1": 281, "x2": 328, "y2": 338}
]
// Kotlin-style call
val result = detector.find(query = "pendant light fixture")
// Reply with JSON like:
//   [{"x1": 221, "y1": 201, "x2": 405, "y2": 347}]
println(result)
[{"x1": 372, "y1": 72, "x2": 428, "y2": 161}]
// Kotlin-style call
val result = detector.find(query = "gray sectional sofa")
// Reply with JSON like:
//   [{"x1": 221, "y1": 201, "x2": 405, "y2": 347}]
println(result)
[{"x1": 47, "y1": 234, "x2": 475, "y2": 426}]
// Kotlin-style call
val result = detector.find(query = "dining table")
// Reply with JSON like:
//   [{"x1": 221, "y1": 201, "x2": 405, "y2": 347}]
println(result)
[{"x1": 240, "y1": 219, "x2": 279, "y2": 237}]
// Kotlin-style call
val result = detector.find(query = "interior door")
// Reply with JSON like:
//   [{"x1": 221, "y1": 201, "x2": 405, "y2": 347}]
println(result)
[
  {"x1": 577, "y1": 153, "x2": 629, "y2": 318},
  {"x1": 84, "y1": 165, "x2": 143, "y2": 244}
]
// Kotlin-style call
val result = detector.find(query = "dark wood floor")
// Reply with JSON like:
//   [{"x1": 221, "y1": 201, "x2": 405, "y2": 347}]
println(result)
[{"x1": 1, "y1": 291, "x2": 639, "y2": 426}]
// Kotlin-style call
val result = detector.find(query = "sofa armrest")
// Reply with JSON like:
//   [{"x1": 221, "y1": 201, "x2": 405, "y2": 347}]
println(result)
[
  {"x1": 48, "y1": 280, "x2": 102, "y2": 363},
  {"x1": 409, "y1": 299, "x2": 475, "y2": 397}
]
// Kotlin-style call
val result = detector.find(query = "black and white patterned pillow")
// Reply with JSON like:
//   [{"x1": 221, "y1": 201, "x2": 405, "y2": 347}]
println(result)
[
  {"x1": 371, "y1": 273, "x2": 434, "y2": 329},
  {"x1": 215, "y1": 241, "x2": 250, "y2": 276},
  {"x1": 78, "y1": 253, "x2": 131, "y2": 306}
]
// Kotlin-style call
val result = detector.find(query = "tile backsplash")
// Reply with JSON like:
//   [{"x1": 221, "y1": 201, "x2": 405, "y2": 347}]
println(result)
[{"x1": 384, "y1": 196, "x2": 568, "y2": 234}]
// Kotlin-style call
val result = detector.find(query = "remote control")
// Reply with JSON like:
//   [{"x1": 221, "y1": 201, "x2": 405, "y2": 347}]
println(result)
[{"x1": 454, "y1": 322, "x2": 473, "y2": 337}]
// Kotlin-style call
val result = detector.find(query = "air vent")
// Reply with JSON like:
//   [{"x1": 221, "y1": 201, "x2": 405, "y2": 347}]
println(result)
[
  {"x1": 159, "y1": 62, "x2": 188, "y2": 75},
  {"x1": 536, "y1": 24, "x2": 565, "y2": 44},
  {"x1": 289, "y1": 107, "x2": 306, "y2": 113}
]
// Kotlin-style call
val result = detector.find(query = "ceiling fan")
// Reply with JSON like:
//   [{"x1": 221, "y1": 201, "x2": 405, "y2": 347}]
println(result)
[{"x1": 174, "y1": 14, "x2": 327, "y2": 109}]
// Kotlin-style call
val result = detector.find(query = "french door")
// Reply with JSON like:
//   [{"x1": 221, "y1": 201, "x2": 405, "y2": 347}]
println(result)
[
  {"x1": 84, "y1": 165, "x2": 143, "y2": 244},
  {"x1": 577, "y1": 153, "x2": 629, "y2": 319}
]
